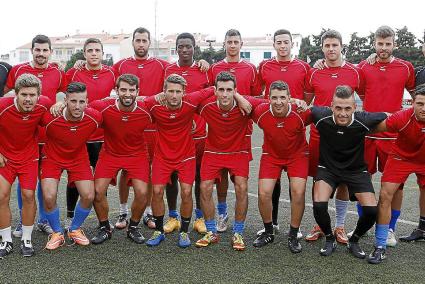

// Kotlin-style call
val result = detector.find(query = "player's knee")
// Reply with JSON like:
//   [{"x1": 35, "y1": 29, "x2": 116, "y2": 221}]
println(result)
[
  {"x1": 21, "y1": 190, "x2": 35, "y2": 203},
  {"x1": 180, "y1": 188, "x2": 192, "y2": 201},
  {"x1": 291, "y1": 189, "x2": 305, "y2": 202},
  {"x1": 379, "y1": 188, "x2": 395, "y2": 204},
  {"x1": 313, "y1": 201, "x2": 328, "y2": 220},
  {"x1": 82, "y1": 191, "x2": 95, "y2": 204}
]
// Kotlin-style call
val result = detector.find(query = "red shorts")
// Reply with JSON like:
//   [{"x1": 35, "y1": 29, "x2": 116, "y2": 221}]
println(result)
[
  {"x1": 194, "y1": 138, "x2": 205, "y2": 167},
  {"x1": 201, "y1": 152, "x2": 250, "y2": 182},
  {"x1": 259, "y1": 153, "x2": 309, "y2": 180},
  {"x1": 152, "y1": 157, "x2": 196, "y2": 185},
  {"x1": 382, "y1": 156, "x2": 425, "y2": 188},
  {"x1": 94, "y1": 151, "x2": 150, "y2": 183},
  {"x1": 364, "y1": 137, "x2": 394, "y2": 174},
  {"x1": 144, "y1": 131, "x2": 157, "y2": 164},
  {"x1": 308, "y1": 129, "x2": 319, "y2": 177},
  {"x1": 41, "y1": 158, "x2": 93, "y2": 183},
  {"x1": 0, "y1": 159, "x2": 38, "y2": 190}
]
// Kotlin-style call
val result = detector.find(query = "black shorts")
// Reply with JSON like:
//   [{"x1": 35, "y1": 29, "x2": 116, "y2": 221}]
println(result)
[
  {"x1": 86, "y1": 142, "x2": 103, "y2": 169},
  {"x1": 314, "y1": 166, "x2": 375, "y2": 201}
]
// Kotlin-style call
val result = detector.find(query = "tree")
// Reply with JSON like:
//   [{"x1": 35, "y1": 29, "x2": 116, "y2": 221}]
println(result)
[
  {"x1": 298, "y1": 29, "x2": 331, "y2": 66},
  {"x1": 345, "y1": 32, "x2": 373, "y2": 64},
  {"x1": 395, "y1": 26, "x2": 416, "y2": 48},
  {"x1": 196, "y1": 47, "x2": 225, "y2": 64},
  {"x1": 65, "y1": 51, "x2": 85, "y2": 71}
]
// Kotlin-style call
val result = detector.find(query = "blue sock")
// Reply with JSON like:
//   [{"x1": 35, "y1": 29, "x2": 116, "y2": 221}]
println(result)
[
  {"x1": 389, "y1": 209, "x2": 401, "y2": 231},
  {"x1": 45, "y1": 207, "x2": 63, "y2": 233},
  {"x1": 375, "y1": 224, "x2": 389, "y2": 249},
  {"x1": 217, "y1": 202, "x2": 227, "y2": 216},
  {"x1": 195, "y1": 208, "x2": 203, "y2": 219},
  {"x1": 16, "y1": 182, "x2": 23, "y2": 211},
  {"x1": 37, "y1": 181, "x2": 47, "y2": 223},
  {"x1": 233, "y1": 221, "x2": 245, "y2": 235},
  {"x1": 205, "y1": 219, "x2": 217, "y2": 233},
  {"x1": 70, "y1": 203, "x2": 91, "y2": 232},
  {"x1": 356, "y1": 202, "x2": 363, "y2": 217},
  {"x1": 168, "y1": 210, "x2": 179, "y2": 218}
]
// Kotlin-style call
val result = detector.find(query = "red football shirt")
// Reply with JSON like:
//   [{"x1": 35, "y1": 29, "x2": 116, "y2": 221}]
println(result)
[
  {"x1": 199, "y1": 96, "x2": 265, "y2": 153},
  {"x1": 258, "y1": 58, "x2": 310, "y2": 99},
  {"x1": 6, "y1": 62, "x2": 66, "y2": 101},
  {"x1": 0, "y1": 96, "x2": 52, "y2": 163},
  {"x1": 386, "y1": 108, "x2": 425, "y2": 163},
  {"x1": 90, "y1": 98, "x2": 152, "y2": 157},
  {"x1": 41, "y1": 107, "x2": 101, "y2": 164},
  {"x1": 305, "y1": 61, "x2": 364, "y2": 107},
  {"x1": 208, "y1": 59, "x2": 261, "y2": 96},
  {"x1": 144, "y1": 87, "x2": 215, "y2": 162},
  {"x1": 165, "y1": 62, "x2": 210, "y2": 139},
  {"x1": 253, "y1": 103, "x2": 311, "y2": 159}
]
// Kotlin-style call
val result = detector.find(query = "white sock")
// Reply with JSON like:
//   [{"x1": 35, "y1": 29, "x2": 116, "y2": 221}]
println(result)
[
  {"x1": 0, "y1": 227, "x2": 12, "y2": 243},
  {"x1": 144, "y1": 206, "x2": 152, "y2": 216},
  {"x1": 335, "y1": 199, "x2": 349, "y2": 228},
  {"x1": 119, "y1": 203, "x2": 129, "y2": 215},
  {"x1": 21, "y1": 225, "x2": 34, "y2": 244}
]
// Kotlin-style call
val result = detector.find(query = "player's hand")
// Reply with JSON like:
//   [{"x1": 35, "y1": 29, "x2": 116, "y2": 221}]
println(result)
[
  {"x1": 291, "y1": 98, "x2": 308, "y2": 112},
  {"x1": 366, "y1": 53, "x2": 377, "y2": 65},
  {"x1": 74, "y1": 60, "x2": 86, "y2": 70},
  {"x1": 197, "y1": 59, "x2": 210, "y2": 73},
  {"x1": 313, "y1": 59, "x2": 326, "y2": 70},
  {"x1": 0, "y1": 153, "x2": 7, "y2": 167},
  {"x1": 235, "y1": 93, "x2": 252, "y2": 116},
  {"x1": 50, "y1": 101, "x2": 66, "y2": 117},
  {"x1": 136, "y1": 96, "x2": 147, "y2": 102},
  {"x1": 155, "y1": 92, "x2": 167, "y2": 106}
]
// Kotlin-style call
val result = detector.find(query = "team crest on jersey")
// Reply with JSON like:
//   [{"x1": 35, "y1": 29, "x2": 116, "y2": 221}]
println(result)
[
  {"x1": 170, "y1": 113, "x2": 176, "y2": 119},
  {"x1": 379, "y1": 66, "x2": 386, "y2": 72},
  {"x1": 280, "y1": 67, "x2": 287, "y2": 72},
  {"x1": 276, "y1": 122, "x2": 284, "y2": 128},
  {"x1": 331, "y1": 73, "x2": 338, "y2": 79},
  {"x1": 122, "y1": 115, "x2": 129, "y2": 122},
  {"x1": 70, "y1": 126, "x2": 78, "y2": 131},
  {"x1": 138, "y1": 64, "x2": 144, "y2": 69},
  {"x1": 22, "y1": 115, "x2": 30, "y2": 120},
  {"x1": 37, "y1": 73, "x2": 43, "y2": 78},
  {"x1": 92, "y1": 74, "x2": 99, "y2": 80}
]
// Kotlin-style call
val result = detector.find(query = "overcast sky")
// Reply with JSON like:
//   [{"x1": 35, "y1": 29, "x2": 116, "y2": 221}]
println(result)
[{"x1": 1, "y1": 0, "x2": 424, "y2": 54}]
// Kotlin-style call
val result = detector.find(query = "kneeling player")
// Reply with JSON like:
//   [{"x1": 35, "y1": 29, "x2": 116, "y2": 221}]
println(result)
[
  {"x1": 368, "y1": 85, "x2": 425, "y2": 264},
  {"x1": 311, "y1": 86, "x2": 387, "y2": 259},
  {"x1": 41, "y1": 82, "x2": 101, "y2": 250},
  {"x1": 252, "y1": 81, "x2": 309, "y2": 253}
]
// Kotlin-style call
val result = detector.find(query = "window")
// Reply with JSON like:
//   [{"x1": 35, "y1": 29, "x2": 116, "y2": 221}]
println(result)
[
  {"x1": 55, "y1": 50, "x2": 63, "y2": 57},
  {"x1": 240, "y1": 51, "x2": 250, "y2": 59},
  {"x1": 170, "y1": 48, "x2": 177, "y2": 56},
  {"x1": 263, "y1": 52, "x2": 272, "y2": 59}
]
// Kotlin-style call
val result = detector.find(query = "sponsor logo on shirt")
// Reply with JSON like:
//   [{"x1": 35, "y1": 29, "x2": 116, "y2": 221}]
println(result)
[
  {"x1": 337, "y1": 130, "x2": 344, "y2": 135},
  {"x1": 229, "y1": 68, "x2": 235, "y2": 73},
  {"x1": 122, "y1": 115, "x2": 129, "y2": 122},
  {"x1": 276, "y1": 122, "x2": 284, "y2": 128},
  {"x1": 421, "y1": 128, "x2": 425, "y2": 133},
  {"x1": 70, "y1": 126, "x2": 78, "y2": 131},
  {"x1": 92, "y1": 74, "x2": 99, "y2": 80},
  {"x1": 22, "y1": 115, "x2": 30, "y2": 120},
  {"x1": 170, "y1": 113, "x2": 176, "y2": 119},
  {"x1": 37, "y1": 73, "x2": 43, "y2": 78},
  {"x1": 379, "y1": 66, "x2": 386, "y2": 72},
  {"x1": 331, "y1": 73, "x2": 338, "y2": 79},
  {"x1": 222, "y1": 113, "x2": 229, "y2": 118},
  {"x1": 138, "y1": 64, "x2": 144, "y2": 69},
  {"x1": 280, "y1": 67, "x2": 287, "y2": 72}
]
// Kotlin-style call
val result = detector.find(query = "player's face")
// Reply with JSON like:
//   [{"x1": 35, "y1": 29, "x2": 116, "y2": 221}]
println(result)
[
  {"x1": 270, "y1": 89, "x2": 290, "y2": 116},
  {"x1": 273, "y1": 34, "x2": 292, "y2": 60},
  {"x1": 117, "y1": 81, "x2": 138, "y2": 107},
  {"x1": 16, "y1": 87, "x2": 39, "y2": 113},
  {"x1": 133, "y1": 32, "x2": 150, "y2": 59},
  {"x1": 331, "y1": 96, "x2": 356, "y2": 126},
  {"x1": 215, "y1": 80, "x2": 236, "y2": 109},
  {"x1": 375, "y1": 37, "x2": 394, "y2": 60},
  {"x1": 164, "y1": 82, "x2": 184, "y2": 108},
  {"x1": 65, "y1": 91, "x2": 87, "y2": 119},
  {"x1": 84, "y1": 43, "x2": 103, "y2": 66},
  {"x1": 177, "y1": 38, "x2": 194, "y2": 62},
  {"x1": 225, "y1": 36, "x2": 242, "y2": 58},
  {"x1": 322, "y1": 38, "x2": 342, "y2": 62},
  {"x1": 413, "y1": 94, "x2": 425, "y2": 122},
  {"x1": 32, "y1": 43, "x2": 51, "y2": 66}
]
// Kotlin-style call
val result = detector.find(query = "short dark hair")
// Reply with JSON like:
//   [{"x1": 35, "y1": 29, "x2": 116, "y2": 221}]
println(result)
[
  {"x1": 32, "y1": 34, "x2": 51, "y2": 50},
  {"x1": 413, "y1": 84, "x2": 425, "y2": 99},
  {"x1": 269, "y1": 80, "x2": 290, "y2": 96},
  {"x1": 274, "y1": 29, "x2": 292, "y2": 42},
  {"x1": 83, "y1": 38, "x2": 103, "y2": 52},
  {"x1": 321, "y1": 30, "x2": 342, "y2": 46},
  {"x1": 133, "y1": 27, "x2": 151, "y2": 41},
  {"x1": 66, "y1": 82, "x2": 86, "y2": 95},
  {"x1": 164, "y1": 74, "x2": 187, "y2": 90},
  {"x1": 215, "y1": 71, "x2": 236, "y2": 88},
  {"x1": 375, "y1": 26, "x2": 395, "y2": 39},
  {"x1": 176, "y1": 33, "x2": 196, "y2": 49},
  {"x1": 225, "y1": 29, "x2": 241, "y2": 40},
  {"x1": 116, "y1": 74, "x2": 139, "y2": 89},
  {"x1": 333, "y1": 85, "x2": 353, "y2": 99}
]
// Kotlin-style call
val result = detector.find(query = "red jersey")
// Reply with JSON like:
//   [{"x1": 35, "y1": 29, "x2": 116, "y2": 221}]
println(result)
[
  {"x1": 305, "y1": 61, "x2": 364, "y2": 107},
  {"x1": 199, "y1": 96, "x2": 264, "y2": 154},
  {"x1": 208, "y1": 59, "x2": 261, "y2": 96},
  {"x1": 41, "y1": 108, "x2": 101, "y2": 164},
  {"x1": 386, "y1": 108, "x2": 425, "y2": 163},
  {"x1": 253, "y1": 103, "x2": 311, "y2": 159},
  {"x1": 0, "y1": 96, "x2": 52, "y2": 163},
  {"x1": 90, "y1": 99, "x2": 152, "y2": 157},
  {"x1": 258, "y1": 58, "x2": 310, "y2": 99},
  {"x1": 165, "y1": 61, "x2": 210, "y2": 139},
  {"x1": 144, "y1": 87, "x2": 215, "y2": 162},
  {"x1": 6, "y1": 62, "x2": 66, "y2": 101}
]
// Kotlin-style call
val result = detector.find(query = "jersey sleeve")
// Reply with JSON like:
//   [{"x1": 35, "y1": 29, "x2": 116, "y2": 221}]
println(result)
[
  {"x1": 304, "y1": 69, "x2": 315, "y2": 97},
  {"x1": 207, "y1": 67, "x2": 215, "y2": 87},
  {"x1": 250, "y1": 67, "x2": 262, "y2": 96},
  {"x1": 5, "y1": 65, "x2": 17, "y2": 90},
  {"x1": 244, "y1": 95, "x2": 268, "y2": 109},
  {"x1": 186, "y1": 86, "x2": 215, "y2": 106},
  {"x1": 299, "y1": 107, "x2": 313, "y2": 126},
  {"x1": 89, "y1": 99, "x2": 108, "y2": 111},
  {"x1": 65, "y1": 68, "x2": 77, "y2": 86},
  {"x1": 406, "y1": 61, "x2": 416, "y2": 93},
  {"x1": 39, "y1": 111, "x2": 54, "y2": 127},
  {"x1": 355, "y1": 65, "x2": 366, "y2": 101},
  {"x1": 311, "y1": 106, "x2": 331, "y2": 124},
  {"x1": 385, "y1": 109, "x2": 408, "y2": 133},
  {"x1": 143, "y1": 95, "x2": 157, "y2": 110},
  {"x1": 86, "y1": 107, "x2": 103, "y2": 127},
  {"x1": 39, "y1": 96, "x2": 53, "y2": 109},
  {"x1": 358, "y1": 111, "x2": 388, "y2": 130}
]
